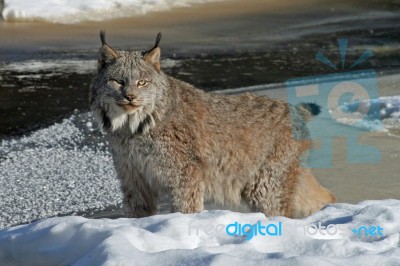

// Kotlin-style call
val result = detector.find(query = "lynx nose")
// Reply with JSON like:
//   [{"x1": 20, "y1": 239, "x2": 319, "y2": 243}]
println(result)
[{"x1": 125, "y1": 94, "x2": 136, "y2": 102}]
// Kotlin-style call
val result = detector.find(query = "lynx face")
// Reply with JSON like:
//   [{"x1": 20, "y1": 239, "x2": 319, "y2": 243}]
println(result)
[{"x1": 90, "y1": 32, "x2": 164, "y2": 134}]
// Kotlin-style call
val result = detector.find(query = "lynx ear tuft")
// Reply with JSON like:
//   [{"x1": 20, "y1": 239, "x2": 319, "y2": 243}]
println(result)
[
  {"x1": 100, "y1": 30, "x2": 107, "y2": 45},
  {"x1": 98, "y1": 30, "x2": 118, "y2": 70},
  {"x1": 143, "y1": 32, "x2": 162, "y2": 72}
]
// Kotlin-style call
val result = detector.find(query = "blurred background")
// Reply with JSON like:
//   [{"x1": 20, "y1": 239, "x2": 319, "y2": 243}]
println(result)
[{"x1": 0, "y1": 0, "x2": 399, "y2": 228}]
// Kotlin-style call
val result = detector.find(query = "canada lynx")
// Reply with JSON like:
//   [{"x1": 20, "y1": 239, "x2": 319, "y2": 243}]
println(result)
[{"x1": 89, "y1": 32, "x2": 336, "y2": 218}]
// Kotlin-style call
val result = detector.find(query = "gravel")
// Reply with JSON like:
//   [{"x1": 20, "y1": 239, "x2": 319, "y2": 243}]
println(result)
[{"x1": 0, "y1": 111, "x2": 122, "y2": 228}]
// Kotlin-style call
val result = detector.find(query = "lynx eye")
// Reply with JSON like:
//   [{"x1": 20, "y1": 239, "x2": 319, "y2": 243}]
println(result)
[
  {"x1": 137, "y1": 80, "x2": 148, "y2": 87},
  {"x1": 110, "y1": 79, "x2": 125, "y2": 89}
]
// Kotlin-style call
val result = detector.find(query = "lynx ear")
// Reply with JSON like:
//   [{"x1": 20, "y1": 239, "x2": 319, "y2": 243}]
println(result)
[
  {"x1": 143, "y1": 32, "x2": 162, "y2": 72},
  {"x1": 98, "y1": 30, "x2": 118, "y2": 70}
]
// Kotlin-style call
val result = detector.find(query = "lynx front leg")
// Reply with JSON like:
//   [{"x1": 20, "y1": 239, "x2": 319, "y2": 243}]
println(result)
[
  {"x1": 119, "y1": 171, "x2": 158, "y2": 218},
  {"x1": 170, "y1": 174, "x2": 204, "y2": 214}
]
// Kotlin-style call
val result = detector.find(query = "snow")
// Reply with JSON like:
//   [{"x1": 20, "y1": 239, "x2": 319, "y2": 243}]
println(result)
[
  {"x1": 1, "y1": 0, "x2": 224, "y2": 24},
  {"x1": 337, "y1": 95, "x2": 400, "y2": 131},
  {"x1": 0, "y1": 60, "x2": 97, "y2": 75},
  {"x1": 0, "y1": 200, "x2": 399, "y2": 265},
  {"x1": 0, "y1": 58, "x2": 180, "y2": 77}
]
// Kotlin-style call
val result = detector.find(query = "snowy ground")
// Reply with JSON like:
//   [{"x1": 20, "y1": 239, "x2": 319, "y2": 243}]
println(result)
[
  {"x1": 1, "y1": 0, "x2": 222, "y2": 24},
  {"x1": 0, "y1": 199, "x2": 399, "y2": 265}
]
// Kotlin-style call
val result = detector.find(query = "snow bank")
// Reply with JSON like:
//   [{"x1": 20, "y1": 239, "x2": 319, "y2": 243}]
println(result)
[
  {"x1": 0, "y1": 199, "x2": 399, "y2": 265},
  {"x1": 1, "y1": 0, "x2": 223, "y2": 24}
]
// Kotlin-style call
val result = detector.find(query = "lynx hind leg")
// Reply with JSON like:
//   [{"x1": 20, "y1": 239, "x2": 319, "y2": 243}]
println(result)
[
  {"x1": 120, "y1": 174, "x2": 158, "y2": 218},
  {"x1": 291, "y1": 168, "x2": 336, "y2": 218},
  {"x1": 242, "y1": 166, "x2": 291, "y2": 217}
]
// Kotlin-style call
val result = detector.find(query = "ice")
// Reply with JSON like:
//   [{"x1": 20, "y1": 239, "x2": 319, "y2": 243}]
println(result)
[
  {"x1": 340, "y1": 96, "x2": 400, "y2": 120},
  {"x1": 335, "y1": 95, "x2": 400, "y2": 131},
  {"x1": 0, "y1": 200, "x2": 399, "y2": 265},
  {"x1": 0, "y1": 60, "x2": 97, "y2": 75},
  {"x1": 2, "y1": 0, "x2": 223, "y2": 24},
  {"x1": 0, "y1": 59, "x2": 180, "y2": 75}
]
